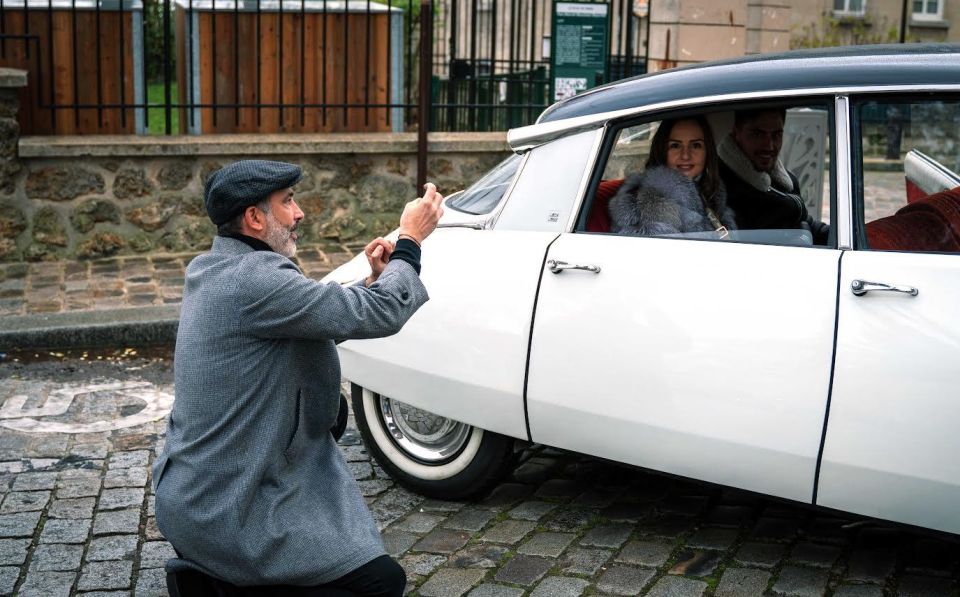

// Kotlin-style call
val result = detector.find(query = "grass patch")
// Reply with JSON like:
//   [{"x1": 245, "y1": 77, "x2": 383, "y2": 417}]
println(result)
[
  {"x1": 146, "y1": 81, "x2": 180, "y2": 134},
  {"x1": 703, "y1": 561, "x2": 725, "y2": 590}
]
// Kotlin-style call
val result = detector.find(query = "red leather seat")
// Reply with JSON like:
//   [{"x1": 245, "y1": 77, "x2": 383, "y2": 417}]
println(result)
[
  {"x1": 586, "y1": 178, "x2": 626, "y2": 232},
  {"x1": 866, "y1": 185, "x2": 960, "y2": 252}
]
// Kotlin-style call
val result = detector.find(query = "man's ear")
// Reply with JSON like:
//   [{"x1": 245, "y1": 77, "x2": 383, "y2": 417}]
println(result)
[{"x1": 241, "y1": 205, "x2": 266, "y2": 233}]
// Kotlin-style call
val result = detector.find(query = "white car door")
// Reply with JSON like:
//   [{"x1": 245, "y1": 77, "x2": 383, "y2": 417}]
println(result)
[
  {"x1": 526, "y1": 233, "x2": 841, "y2": 502},
  {"x1": 818, "y1": 251, "x2": 960, "y2": 534},
  {"x1": 817, "y1": 96, "x2": 960, "y2": 534},
  {"x1": 338, "y1": 227, "x2": 559, "y2": 441}
]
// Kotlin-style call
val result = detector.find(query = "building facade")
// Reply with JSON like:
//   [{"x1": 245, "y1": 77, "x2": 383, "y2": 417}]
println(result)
[
  {"x1": 792, "y1": 0, "x2": 958, "y2": 47},
  {"x1": 645, "y1": 0, "x2": 957, "y2": 73}
]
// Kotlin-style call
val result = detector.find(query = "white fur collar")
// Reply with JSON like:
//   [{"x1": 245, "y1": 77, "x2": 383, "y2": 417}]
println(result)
[{"x1": 718, "y1": 134, "x2": 793, "y2": 192}]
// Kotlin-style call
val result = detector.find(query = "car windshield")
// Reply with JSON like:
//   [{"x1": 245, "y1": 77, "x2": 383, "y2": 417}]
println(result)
[{"x1": 446, "y1": 154, "x2": 522, "y2": 215}]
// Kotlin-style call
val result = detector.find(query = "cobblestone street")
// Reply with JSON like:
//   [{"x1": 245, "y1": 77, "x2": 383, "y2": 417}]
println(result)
[{"x1": 1, "y1": 349, "x2": 958, "y2": 597}]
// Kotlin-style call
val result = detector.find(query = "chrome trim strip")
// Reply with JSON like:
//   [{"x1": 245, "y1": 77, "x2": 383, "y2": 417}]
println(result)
[
  {"x1": 437, "y1": 222, "x2": 484, "y2": 229},
  {"x1": 509, "y1": 84, "x2": 960, "y2": 152},
  {"x1": 488, "y1": 150, "x2": 532, "y2": 230},
  {"x1": 509, "y1": 109, "x2": 632, "y2": 152},
  {"x1": 834, "y1": 95, "x2": 853, "y2": 251},
  {"x1": 564, "y1": 129, "x2": 606, "y2": 232}
]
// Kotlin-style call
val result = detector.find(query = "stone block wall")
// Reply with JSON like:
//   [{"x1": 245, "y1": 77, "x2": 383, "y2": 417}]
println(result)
[
  {"x1": 0, "y1": 134, "x2": 510, "y2": 262},
  {"x1": 0, "y1": 69, "x2": 26, "y2": 260}
]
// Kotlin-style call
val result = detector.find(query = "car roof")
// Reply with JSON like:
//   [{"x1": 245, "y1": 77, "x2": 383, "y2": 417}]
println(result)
[{"x1": 537, "y1": 43, "x2": 960, "y2": 125}]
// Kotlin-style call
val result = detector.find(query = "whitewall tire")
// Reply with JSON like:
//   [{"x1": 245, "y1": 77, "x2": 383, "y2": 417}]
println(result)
[{"x1": 351, "y1": 384, "x2": 517, "y2": 499}]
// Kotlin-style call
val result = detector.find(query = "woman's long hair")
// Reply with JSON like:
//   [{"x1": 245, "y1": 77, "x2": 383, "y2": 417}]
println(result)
[{"x1": 644, "y1": 116, "x2": 721, "y2": 211}]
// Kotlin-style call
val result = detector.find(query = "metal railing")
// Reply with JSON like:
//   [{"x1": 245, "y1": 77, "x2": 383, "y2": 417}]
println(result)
[{"x1": 0, "y1": 0, "x2": 648, "y2": 135}]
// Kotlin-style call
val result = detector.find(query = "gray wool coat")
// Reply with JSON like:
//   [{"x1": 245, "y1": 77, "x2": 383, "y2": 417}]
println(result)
[
  {"x1": 153, "y1": 235, "x2": 428, "y2": 586},
  {"x1": 607, "y1": 166, "x2": 736, "y2": 237}
]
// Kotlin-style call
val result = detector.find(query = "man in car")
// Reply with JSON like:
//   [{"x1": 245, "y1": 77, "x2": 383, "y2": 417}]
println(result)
[
  {"x1": 718, "y1": 108, "x2": 830, "y2": 244},
  {"x1": 153, "y1": 159, "x2": 443, "y2": 596}
]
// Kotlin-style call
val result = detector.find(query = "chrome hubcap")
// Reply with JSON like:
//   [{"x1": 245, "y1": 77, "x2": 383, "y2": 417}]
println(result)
[{"x1": 379, "y1": 396, "x2": 471, "y2": 464}]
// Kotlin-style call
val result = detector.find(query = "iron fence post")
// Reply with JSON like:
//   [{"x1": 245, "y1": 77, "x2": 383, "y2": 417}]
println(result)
[
  {"x1": 417, "y1": 0, "x2": 433, "y2": 191},
  {"x1": 163, "y1": 0, "x2": 171, "y2": 134}
]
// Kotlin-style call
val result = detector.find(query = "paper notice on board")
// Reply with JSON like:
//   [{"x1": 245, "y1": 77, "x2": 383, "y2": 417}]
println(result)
[{"x1": 554, "y1": 77, "x2": 587, "y2": 101}]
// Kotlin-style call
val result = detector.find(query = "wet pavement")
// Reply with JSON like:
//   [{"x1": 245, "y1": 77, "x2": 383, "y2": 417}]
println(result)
[{"x1": 1, "y1": 349, "x2": 959, "y2": 597}]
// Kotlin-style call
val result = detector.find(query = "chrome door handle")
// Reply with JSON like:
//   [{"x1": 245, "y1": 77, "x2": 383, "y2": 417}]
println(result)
[
  {"x1": 547, "y1": 259, "x2": 601, "y2": 274},
  {"x1": 851, "y1": 279, "x2": 918, "y2": 297}
]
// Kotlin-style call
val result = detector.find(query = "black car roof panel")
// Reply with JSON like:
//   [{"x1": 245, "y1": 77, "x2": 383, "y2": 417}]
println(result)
[{"x1": 537, "y1": 43, "x2": 960, "y2": 124}]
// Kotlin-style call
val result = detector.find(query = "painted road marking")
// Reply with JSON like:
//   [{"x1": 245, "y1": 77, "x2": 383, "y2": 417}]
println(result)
[{"x1": 0, "y1": 381, "x2": 174, "y2": 433}]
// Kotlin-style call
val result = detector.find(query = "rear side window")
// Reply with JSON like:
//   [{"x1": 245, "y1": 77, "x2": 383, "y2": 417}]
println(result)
[
  {"x1": 858, "y1": 97, "x2": 960, "y2": 253},
  {"x1": 446, "y1": 154, "x2": 522, "y2": 215}
]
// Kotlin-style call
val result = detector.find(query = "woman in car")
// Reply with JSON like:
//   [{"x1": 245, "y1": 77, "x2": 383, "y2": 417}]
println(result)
[{"x1": 608, "y1": 116, "x2": 737, "y2": 238}]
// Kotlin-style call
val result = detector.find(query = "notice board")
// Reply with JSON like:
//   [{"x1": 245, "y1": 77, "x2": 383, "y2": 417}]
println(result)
[{"x1": 550, "y1": 1, "x2": 609, "y2": 102}]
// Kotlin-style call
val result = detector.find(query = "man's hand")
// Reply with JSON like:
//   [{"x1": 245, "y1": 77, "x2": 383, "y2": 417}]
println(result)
[
  {"x1": 363, "y1": 238, "x2": 394, "y2": 287},
  {"x1": 398, "y1": 183, "x2": 444, "y2": 245}
]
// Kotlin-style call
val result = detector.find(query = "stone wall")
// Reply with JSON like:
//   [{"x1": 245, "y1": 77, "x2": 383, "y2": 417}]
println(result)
[
  {"x1": 0, "y1": 69, "x2": 26, "y2": 261},
  {"x1": 0, "y1": 133, "x2": 510, "y2": 262}
]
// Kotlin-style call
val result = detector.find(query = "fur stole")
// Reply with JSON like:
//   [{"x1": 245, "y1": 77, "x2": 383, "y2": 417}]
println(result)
[
  {"x1": 718, "y1": 133, "x2": 793, "y2": 193},
  {"x1": 607, "y1": 166, "x2": 736, "y2": 237}
]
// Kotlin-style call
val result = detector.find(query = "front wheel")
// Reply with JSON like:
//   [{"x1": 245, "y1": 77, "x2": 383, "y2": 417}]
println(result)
[{"x1": 351, "y1": 384, "x2": 517, "y2": 499}]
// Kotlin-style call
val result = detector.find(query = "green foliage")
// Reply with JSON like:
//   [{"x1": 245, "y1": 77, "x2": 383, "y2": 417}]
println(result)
[
  {"x1": 369, "y1": 0, "x2": 446, "y2": 23},
  {"x1": 144, "y1": 0, "x2": 176, "y2": 82},
  {"x1": 371, "y1": 0, "x2": 422, "y2": 20},
  {"x1": 792, "y1": 12, "x2": 900, "y2": 48}
]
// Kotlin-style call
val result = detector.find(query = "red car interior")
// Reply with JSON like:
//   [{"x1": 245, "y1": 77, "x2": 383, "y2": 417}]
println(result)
[{"x1": 865, "y1": 185, "x2": 960, "y2": 252}]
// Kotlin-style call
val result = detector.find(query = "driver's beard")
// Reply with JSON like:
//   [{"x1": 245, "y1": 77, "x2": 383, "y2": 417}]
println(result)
[{"x1": 264, "y1": 212, "x2": 297, "y2": 258}]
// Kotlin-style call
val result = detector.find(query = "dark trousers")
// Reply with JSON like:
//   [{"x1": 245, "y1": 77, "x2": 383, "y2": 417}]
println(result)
[{"x1": 167, "y1": 555, "x2": 406, "y2": 597}]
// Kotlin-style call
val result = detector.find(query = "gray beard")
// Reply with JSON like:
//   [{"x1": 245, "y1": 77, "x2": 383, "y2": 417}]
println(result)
[{"x1": 264, "y1": 215, "x2": 297, "y2": 258}]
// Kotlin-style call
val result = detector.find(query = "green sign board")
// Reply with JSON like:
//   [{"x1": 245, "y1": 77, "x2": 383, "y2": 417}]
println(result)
[{"x1": 550, "y1": 1, "x2": 610, "y2": 102}]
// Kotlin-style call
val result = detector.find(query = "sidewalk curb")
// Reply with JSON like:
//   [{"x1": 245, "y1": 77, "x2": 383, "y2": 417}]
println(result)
[{"x1": 0, "y1": 305, "x2": 180, "y2": 351}]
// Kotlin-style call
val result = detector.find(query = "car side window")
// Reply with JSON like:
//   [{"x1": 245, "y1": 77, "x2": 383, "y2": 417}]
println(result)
[
  {"x1": 857, "y1": 98, "x2": 960, "y2": 254},
  {"x1": 583, "y1": 104, "x2": 833, "y2": 248}
]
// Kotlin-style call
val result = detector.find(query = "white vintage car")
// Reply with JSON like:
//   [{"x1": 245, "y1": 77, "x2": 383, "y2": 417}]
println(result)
[{"x1": 324, "y1": 44, "x2": 960, "y2": 536}]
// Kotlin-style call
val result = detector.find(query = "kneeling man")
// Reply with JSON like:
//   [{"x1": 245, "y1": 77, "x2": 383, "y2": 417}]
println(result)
[{"x1": 154, "y1": 160, "x2": 443, "y2": 595}]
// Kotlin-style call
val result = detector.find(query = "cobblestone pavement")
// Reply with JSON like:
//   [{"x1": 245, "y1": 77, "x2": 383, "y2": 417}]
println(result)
[
  {"x1": 0, "y1": 247, "x2": 354, "y2": 318},
  {"x1": 862, "y1": 171, "x2": 907, "y2": 222},
  {"x1": 814, "y1": 171, "x2": 904, "y2": 224},
  {"x1": 1, "y1": 350, "x2": 959, "y2": 597}
]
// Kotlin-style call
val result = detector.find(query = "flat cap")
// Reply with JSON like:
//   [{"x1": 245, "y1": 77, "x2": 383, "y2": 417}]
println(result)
[{"x1": 204, "y1": 160, "x2": 303, "y2": 225}]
